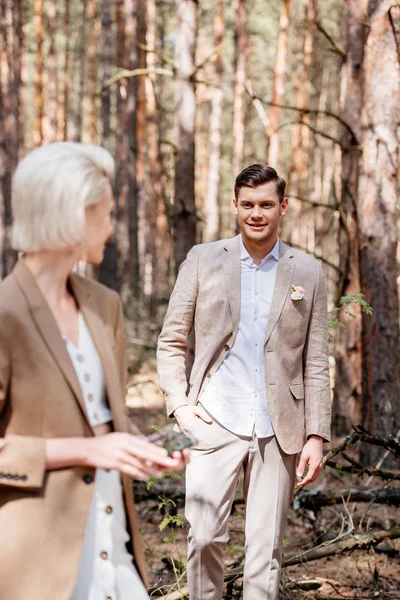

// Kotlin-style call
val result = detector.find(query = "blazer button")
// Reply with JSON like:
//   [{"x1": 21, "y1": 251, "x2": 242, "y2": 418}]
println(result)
[
  {"x1": 206, "y1": 372, "x2": 211, "y2": 378},
  {"x1": 224, "y1": 344, "x2": 230, "y2": 351},
  {"x1": 83, "y1": 474, "x2": 93, "y2": 484}
]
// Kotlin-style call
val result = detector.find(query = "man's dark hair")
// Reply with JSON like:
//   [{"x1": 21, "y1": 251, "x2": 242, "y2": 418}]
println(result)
[{"x1": 234, "y1": 164, "x2": 286, "y2": 202}]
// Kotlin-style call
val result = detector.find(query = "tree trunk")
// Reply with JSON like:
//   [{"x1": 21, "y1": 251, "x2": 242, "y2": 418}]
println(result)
[
  {"x1": 98, "y1": 0, "x2": 118, "y2": 290},
  {"x1": 100, "y1": 0, "x2": 112, "y2": 149},
  {"x1": 267, "y1": 0, "x2": 291, "y2": 170},
  {"x1": 174, "y1": 0, "x2": 198, "y2": 272},
  {"x1": 0, "y1": 0, "x2": 20, "y2": 276},
  {"x1": 34, "y1": 0, "x2": 44, "y2": 146},
  {"x1": 358, "y1": 0, "x2": 400, "y2": 462},
  {"x1": 87, "y1": 0, "x2": 99, "y2": 143},
  {"x1": 333, "y1": 0, "x2": 364, "y2": 436},
  {"x1": 124, "y1": 0, "x2": 140, "y2": 314},
  {"x1": 46, "y1": 0, "x2": 58, "y2": 141},
  {"x1": 58, "y1": 0, "x2": 70, "y2": 141},
  {"x1": 204, "y1": 0, "x2": 223, "y2": 243},
  {"x1": 145, "y1": 0, "x2": 168, "y2": 320},
  {"x1": 286, "y1": 0, "x2": 316, "y2": 250},
  {"x1": 74, "y1": 1, "x2": 87, "y2": 142},
  {"x1": 231, "y1": 0, "x2": 247, "y2": 235}
]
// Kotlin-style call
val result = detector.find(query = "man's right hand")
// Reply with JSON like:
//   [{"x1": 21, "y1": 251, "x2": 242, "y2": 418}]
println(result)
[{"x1": 173, "y1": 405, "x2": 212, "y2": 436}]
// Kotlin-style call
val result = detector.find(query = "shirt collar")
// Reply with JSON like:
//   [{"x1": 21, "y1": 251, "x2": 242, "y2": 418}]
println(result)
[{"x1": 240, "y1": 236, "x2": 280, "y2": 265}]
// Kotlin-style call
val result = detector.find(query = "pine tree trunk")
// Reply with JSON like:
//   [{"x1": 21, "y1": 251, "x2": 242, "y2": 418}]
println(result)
[
  {"x1": 174, "y1": 0, "x2": 198, "y2": 272},
  {"x1": 46, "y1": 0, "x2": 58, "y2": 140},
  {"x1": 124, "y1": 0, "x2": 140, "y2": 313},
  {"x1": 74, "y1": 1, "x2": 87, "y2": 142},
  {"x1": 98, "y1": 0, "x2": 118, "y2": 290},
  {"x1": 333, "y1": 0, "x2": 364, "y2": 436},
  {"x1": 286, "y1": 0, "x2": 316, "y2": 249},
  {"x1": 34, "y1": 0, "x2": 44, "y2": 145},
  {"x1": 145, "y1": 0, "x2": 168, "y2": 320},
  {"x1": 358, "y1": 0, "x2": 400, "y2": 461},
  {"x1": 267, "y1": 0, "x2": 291, "y2": 170},
  {"x1": 101, "y1": 0, "x2": 112, "y2": 149},
  {"x1": 231, "y1": 0, "x2": 247, "y2": 234},
  {"x1": 59, "y1": 0, "x2": 70, "y2": 141},
  {"x1": 87, "y1": 0, "x2": 99, "y2": 143},
  {"x1": 1, "y1": 0, "x2": 20, "y2": 276},
  {"x1": 204, "y1": 0, "x2": 223, "y2": 243}
]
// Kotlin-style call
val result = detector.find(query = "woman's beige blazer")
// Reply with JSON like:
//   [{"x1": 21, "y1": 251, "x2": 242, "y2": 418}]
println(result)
[{"x1": 0, "y1": 261, "x2": 147, "y2": 600}]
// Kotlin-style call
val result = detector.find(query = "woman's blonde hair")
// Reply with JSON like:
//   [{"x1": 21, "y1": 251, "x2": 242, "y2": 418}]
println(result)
[{"x1": 11, "y1": 142, "x2": 114, "y2": 252}]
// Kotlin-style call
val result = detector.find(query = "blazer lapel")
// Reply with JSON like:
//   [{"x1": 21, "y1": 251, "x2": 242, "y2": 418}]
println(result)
[
  {"x1": 222, "y1": 235, "x2": 241, "y2": 331},
  {"x1": 264, "y1": 242, "x2": 295, "y2": 345},
  {"x1": 12, "y1": 261, "x2": 93, "y2": 430},
  {"x1": 70, "y1": 275, "x2": 127, "y2": 433}
]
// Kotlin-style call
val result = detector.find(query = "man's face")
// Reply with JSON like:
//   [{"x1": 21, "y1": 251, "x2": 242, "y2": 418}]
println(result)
[{"x1": 233, "y1": 181, "x2": 288, "y2": 245}]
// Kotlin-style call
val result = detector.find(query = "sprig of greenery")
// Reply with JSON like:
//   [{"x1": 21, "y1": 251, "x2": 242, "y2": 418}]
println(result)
[{"x1": 328, "y1": 293, "x2": 373, "y2": 338}]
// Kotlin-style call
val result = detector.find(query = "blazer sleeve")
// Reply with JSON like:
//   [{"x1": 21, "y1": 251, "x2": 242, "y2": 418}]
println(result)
[
  {"x1": 113, "y1": 295, "x2": 141, "y2": 436},
  {"x1": 0, "y1": 322, "x2": 46, "y2": 491},
  {"x1": 303, "y1": 261, "x2": 332, "y2": 442},
  {"x1": 157, "y1": 246, "x2": 199, "y2": 416}
]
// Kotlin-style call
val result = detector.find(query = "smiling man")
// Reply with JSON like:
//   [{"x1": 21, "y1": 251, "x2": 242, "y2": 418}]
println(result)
[{"x1": 157, "y1": 164, "x2": 331, "y2": 600}]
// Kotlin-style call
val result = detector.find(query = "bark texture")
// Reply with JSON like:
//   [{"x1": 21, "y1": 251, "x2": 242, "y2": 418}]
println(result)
[{"x1": 174, "y1": 0, "x2": 198, "y2": 271}]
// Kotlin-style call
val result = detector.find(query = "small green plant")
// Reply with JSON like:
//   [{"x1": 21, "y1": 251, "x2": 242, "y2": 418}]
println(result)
[
  {"x1": 147, "y1": 471, "x2": 186, "y2": 591},
  {"x1": 328, "y1": 293, "x2": 372, "y2": 339}
]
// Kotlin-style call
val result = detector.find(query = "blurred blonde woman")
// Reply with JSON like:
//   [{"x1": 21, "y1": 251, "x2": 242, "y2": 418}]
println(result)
[{"x1": 0, "y1": 142, "x2": 187, "y2": 600}]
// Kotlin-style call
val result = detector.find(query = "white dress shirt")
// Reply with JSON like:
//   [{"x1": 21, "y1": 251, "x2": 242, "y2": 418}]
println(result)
[{"x1": 200, "y1": 237, "x2": 280, "y2": 438}]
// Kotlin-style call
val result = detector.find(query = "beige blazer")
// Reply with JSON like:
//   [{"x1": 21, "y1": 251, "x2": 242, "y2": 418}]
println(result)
[
  {"x1": 0, "y1": 261, "x2": 148, "y2": 600},
  {"x1": 157, "y1": 236, "x2": 331, "y2": 454}
]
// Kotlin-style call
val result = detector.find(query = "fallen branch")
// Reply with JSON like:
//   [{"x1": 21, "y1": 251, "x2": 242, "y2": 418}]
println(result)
[
  {"x1": 282, "y1": 526, "x2": 400, "y2": 566},
  {"x1": 294, "y1": 486, "x2": 400, "y2": 513},
  {"x1": 157, "y1": 528, "x2": 400, "y2": 598},
  {"x1": 225, "y1": 527, "x2": 400, "y2": 578},
  {"x1": 323, "y1": 426, "x2": 400, "y2": 465},
  {"x1": 326, "y1": 459, "x2": 400, "y2": 481}
]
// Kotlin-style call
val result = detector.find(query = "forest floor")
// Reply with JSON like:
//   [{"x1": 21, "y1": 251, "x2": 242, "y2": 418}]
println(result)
[{"x1": 126, "y1": 350, "x2": 400, "y2": 600}]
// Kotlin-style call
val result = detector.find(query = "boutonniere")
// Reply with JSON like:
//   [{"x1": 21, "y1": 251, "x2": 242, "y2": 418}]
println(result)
[{"x1": 290, "y1": 284, "x2": 305, "y2": 301}]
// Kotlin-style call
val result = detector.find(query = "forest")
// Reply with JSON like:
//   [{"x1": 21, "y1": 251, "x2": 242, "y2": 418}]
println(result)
[{"x1": 1, "y1": 0, "x2": 400, "y2": 598}]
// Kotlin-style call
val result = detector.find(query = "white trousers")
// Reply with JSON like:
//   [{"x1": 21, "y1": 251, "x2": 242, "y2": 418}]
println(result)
[
  {"x1": 71, "y1": 469, "x2": 149, "y2": 600},
  {"x1": 185, "y1": 417, "x2": 296, "y2": 600}
]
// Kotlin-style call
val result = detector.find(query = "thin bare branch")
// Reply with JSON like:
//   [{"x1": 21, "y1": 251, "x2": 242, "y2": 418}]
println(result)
[
  {"x1": 245, "y1": 81, "x2": 359, "y2": 143},
  {"x1": 314, "y1": 20, "x2": 346, "y2": 57},
  {"x1": 287, "y1": 242, "x2": 342, "y2": 275},
  {"x1": 191, "y1": 42, "x2": 223, "y2": 76},
  {"x1": 138, "y1": 43, "x2": 176, "y2": 68},
  {"x1": 245, "y1": 79, "x2": 269, "y2": 129},
  {"x1": 297, "y1": 119, "x2": 342, "y2": 146},
  {"x1": 101, "y1": 67, "x2": 174, "y2": 92}
]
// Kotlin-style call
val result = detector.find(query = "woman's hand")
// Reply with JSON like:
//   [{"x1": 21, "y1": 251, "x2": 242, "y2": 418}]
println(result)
[
  {"x1": 87, "y1": 432, "x2": 189, "y2": 480},
  {"x1": 46, "y1": 433, "x2": 189, "y2": 481}
]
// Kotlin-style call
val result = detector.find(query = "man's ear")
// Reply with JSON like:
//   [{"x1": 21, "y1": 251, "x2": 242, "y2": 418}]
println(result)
[
  {"x1": 280, "y1": 197, "x2": 288, "y2": 216},
  {"x1": 232, "y1": 198, "x2": 238, "y2": 215}
]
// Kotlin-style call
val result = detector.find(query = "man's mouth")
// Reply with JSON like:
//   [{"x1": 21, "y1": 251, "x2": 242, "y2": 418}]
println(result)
[{"x1": 248, "y1": 223, "x2": 267, "y2": 230}]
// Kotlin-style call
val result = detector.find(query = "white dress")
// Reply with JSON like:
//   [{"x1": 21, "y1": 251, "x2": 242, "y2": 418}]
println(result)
[{"x1": 66, "y1": 313, "x2": 149, "y2": 600}]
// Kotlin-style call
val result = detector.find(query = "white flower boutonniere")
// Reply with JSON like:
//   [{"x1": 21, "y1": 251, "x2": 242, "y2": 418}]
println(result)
[{"x1": 290, "y1": 284, "x2": 305, "y2": 301}]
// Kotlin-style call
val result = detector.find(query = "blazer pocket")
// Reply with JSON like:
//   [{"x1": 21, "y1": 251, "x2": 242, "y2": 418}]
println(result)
[{"x1": 289, "y1": 382, "x2": 305, "y2": 400}]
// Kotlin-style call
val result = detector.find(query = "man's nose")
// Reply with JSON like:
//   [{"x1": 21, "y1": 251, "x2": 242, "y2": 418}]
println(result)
[{"x1": 251, "y1": 205, "x2": 262, "y2": 218}]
